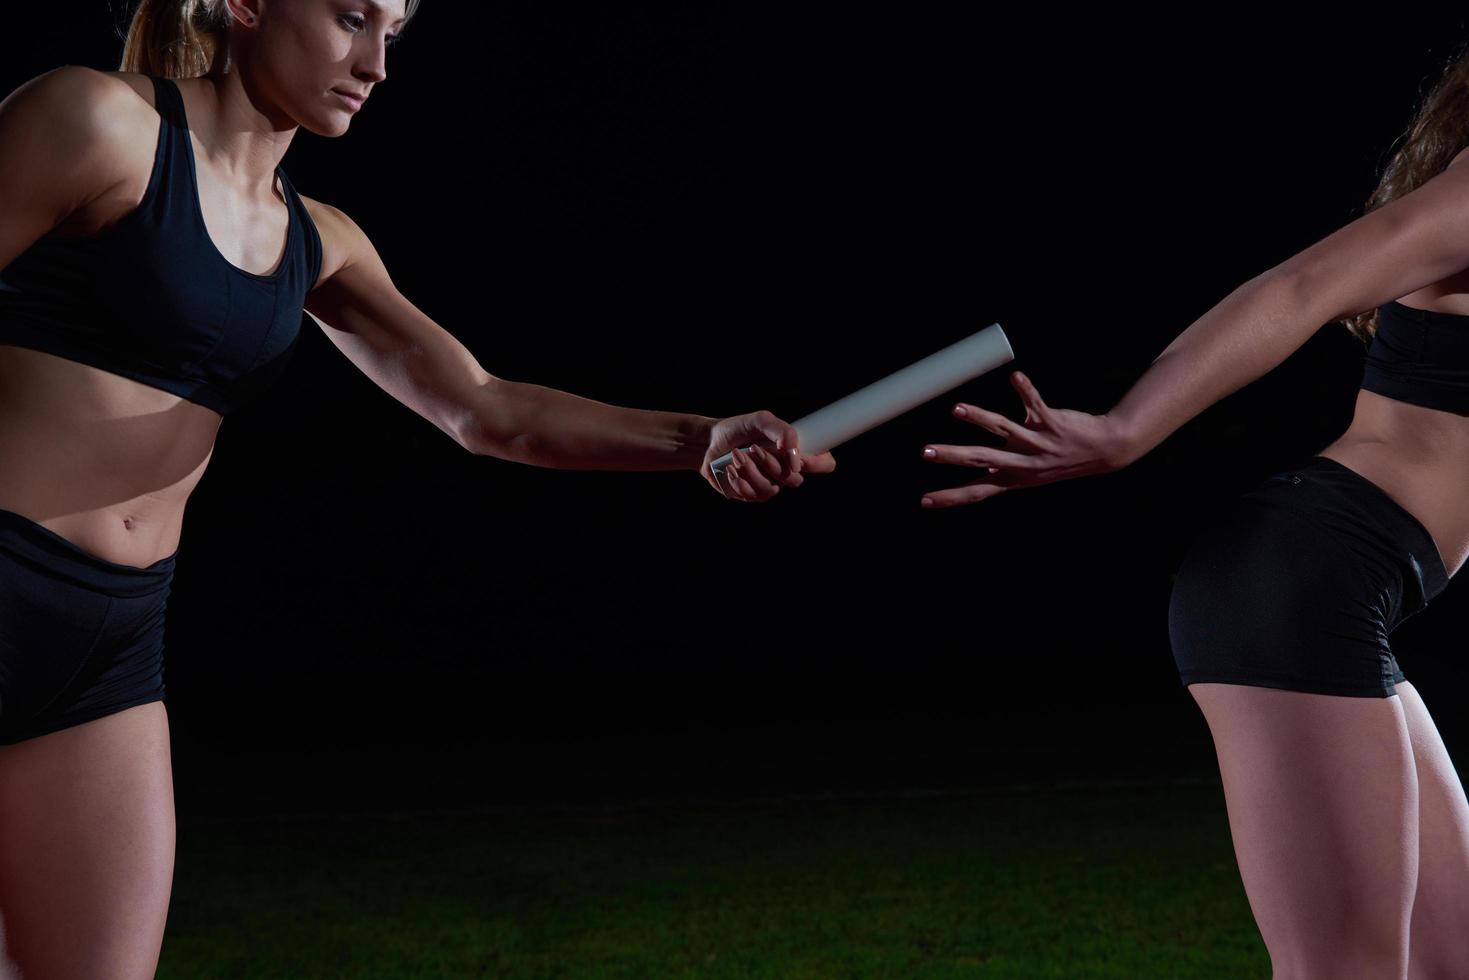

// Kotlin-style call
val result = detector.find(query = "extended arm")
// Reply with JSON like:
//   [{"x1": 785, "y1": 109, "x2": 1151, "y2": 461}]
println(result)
[
  {"x1": 1106, "y1": 150, "x2": 1469, "y2": 465},
  {"x1": 301, "y1": 199, "x2": 716, "y2": 471},
  {"x1": 1103, "y1": 270, "x2": 1313, "y2": 465}
]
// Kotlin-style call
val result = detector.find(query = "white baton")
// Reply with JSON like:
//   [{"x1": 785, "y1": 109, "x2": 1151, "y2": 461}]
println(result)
[{"x1": 711, "y1": 322, "x2": 1014, "y2": 479}]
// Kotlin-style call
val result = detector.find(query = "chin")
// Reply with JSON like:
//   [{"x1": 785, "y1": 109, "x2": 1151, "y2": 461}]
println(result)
[{"x1": 299, "y1": 114, "x2": 352, "y2": 138}]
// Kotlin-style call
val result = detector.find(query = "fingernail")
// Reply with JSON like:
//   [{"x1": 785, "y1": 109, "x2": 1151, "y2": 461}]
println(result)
[
  {"x1": 953, "y1": 405, "x2": 967, "y2": 417},
  {"x1": 921, "y1": 496, "x2": 935, "y2": 508},
  {"x1": 922, "y1": 447, "x2": 936, "y2": 458}
]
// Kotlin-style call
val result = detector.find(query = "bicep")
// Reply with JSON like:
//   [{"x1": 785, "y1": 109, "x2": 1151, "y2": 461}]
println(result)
[{"x1": 1279, "y1": 153, "x2": 1469, "y2": 322}]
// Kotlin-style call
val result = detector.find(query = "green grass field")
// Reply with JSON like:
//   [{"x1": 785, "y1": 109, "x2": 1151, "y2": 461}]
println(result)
[{"x1": 158, "y1": 779, "x2": 1269, "y2": 979}]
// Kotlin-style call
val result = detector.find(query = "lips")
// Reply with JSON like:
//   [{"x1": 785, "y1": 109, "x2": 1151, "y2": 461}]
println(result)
[{"x1": 332, "y1": 89, "x2": 366, "y2": 109}]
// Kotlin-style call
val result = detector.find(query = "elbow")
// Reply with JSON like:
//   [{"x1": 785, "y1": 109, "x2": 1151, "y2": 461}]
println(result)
[
  {"x1": 466, "y1": 427, "x2": 540, "y2": 464},
  {"x1": 462, "y1": 418, "x2": 532, "y2": 462},
  {"x1": 459, "y1": 377, "x2": 521, "y2": 460},
  {"x1": 460, "y1": 401, "x2": 541, "y2": 466}
]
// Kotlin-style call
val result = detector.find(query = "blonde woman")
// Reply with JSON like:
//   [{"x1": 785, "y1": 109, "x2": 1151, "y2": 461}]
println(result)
[
  {"x1": 0, "y1": 2, "x2": 836, "y2": 976},
  {"x1": 918, "y1": 46, "x2": 1469, "y2": 980}
]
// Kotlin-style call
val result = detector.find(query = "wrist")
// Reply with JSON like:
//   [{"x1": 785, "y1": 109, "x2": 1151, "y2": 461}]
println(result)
[
  {"x1": 1100, "y1": 411, "x2": 1141, "y2": 470},
  {"x1": 678, "y1": 414, "x2": 718, "y2": 471}
]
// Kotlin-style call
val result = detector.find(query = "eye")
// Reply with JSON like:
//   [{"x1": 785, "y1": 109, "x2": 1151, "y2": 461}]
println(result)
[{"x1": 337, "y1": 13, "x2": 401, "y2": 46}]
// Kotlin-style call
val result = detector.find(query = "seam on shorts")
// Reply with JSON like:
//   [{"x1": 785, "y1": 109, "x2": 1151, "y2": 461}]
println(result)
[{"x1": 26, "y1": 596, "x2": 117, "y2": 722}]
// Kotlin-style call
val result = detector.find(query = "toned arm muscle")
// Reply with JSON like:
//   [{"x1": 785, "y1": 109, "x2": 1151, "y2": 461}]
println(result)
[{"x1": 302, "y1": 200, "x2": 499, "y2": 450}]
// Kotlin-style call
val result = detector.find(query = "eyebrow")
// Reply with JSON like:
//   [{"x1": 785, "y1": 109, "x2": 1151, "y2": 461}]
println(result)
[{"x1": 361, "y1": 0, "x2": 407, "y2": 27}]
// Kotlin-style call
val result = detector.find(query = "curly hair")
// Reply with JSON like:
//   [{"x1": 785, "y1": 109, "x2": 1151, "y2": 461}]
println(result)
[{"x1": 1340, "y1": 38, "x2": 1469, "y2": 347}]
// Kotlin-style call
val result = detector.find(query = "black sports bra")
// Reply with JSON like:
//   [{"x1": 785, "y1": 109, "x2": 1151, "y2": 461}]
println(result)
[
  {"x1": 1359, "y1": 300, "x2": 1469, "y2": 415},
  {"x1": 0, "y1": 74, "x2": 322, "y2": 416}
]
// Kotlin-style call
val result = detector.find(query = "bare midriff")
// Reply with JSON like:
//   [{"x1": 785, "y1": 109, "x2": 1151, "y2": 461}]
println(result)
[
  {"x1": 0, "y1": 344, "x2": 221, "y2": 569},
  {"x1": 0, "y1": 70, "x2": 304, "y2": 571},
  {"x1": 1319, "y1": 390, "x2": 1469, "y2": 579},
  {"x1": 1316, "y1": 284, "x2": 1469, "y2": 580}
]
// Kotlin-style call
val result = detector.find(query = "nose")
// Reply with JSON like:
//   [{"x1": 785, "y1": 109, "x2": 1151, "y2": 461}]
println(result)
[
  {"x1": 353, "y1": 46, "x2": 389, "y2": 86},
  {"x1": 353, "y1": 63, "x2": 386, "y2": 86}
]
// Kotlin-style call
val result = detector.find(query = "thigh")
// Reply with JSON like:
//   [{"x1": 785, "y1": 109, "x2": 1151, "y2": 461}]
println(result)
[
  {"x1": 1189, "y1": 681, "x2": 1418, "y2": 978},
  {"x1": 1395, "y1": 681, "x2": 1469, "y2": 978},
  {"x1": 0, "y1": 700, "x2": 175, "y2": 980}
]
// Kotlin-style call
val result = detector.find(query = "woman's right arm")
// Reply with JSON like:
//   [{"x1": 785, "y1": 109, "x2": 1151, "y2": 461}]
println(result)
[
  {"x1": 1103, "y1": 269, "x2": 1315, "y2": 466},
  {"x1": 920, "y1": 157, "x2": 1469, "y2": 508},
  {"x1": 1108, "y1": 154, "x2": 1469, "y2": 466},
  {"x1": 0, "y1": 65, "x2": 132, "y2": 271}
]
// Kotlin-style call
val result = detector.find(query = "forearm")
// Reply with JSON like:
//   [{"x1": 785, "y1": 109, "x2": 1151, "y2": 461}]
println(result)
[
  {"x1": 468, "y1": 378, "x2": 717, "y2": 471},
  {"x1": 1106, "y1": 270, "x2": 1320, "y2": 465}
]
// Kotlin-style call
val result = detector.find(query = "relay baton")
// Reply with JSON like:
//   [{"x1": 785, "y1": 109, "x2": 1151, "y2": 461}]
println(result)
[{"x1": 710, "y1": 322, "x2": 1014, "y2": 480}]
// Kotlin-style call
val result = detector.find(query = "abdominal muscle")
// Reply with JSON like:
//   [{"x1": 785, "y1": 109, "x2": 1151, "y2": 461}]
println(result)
[
  {"x1": 0, "y1": 344, "x2": 222, "y2": 569},
  {"x1": 1318, "y1": 388, "x2": 1469, "y2": 579}
]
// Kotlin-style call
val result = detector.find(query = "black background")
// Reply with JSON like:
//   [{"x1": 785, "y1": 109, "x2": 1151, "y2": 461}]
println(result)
[{"x1": 6, "y1": 8, "x2": 1469, "y2": 810}]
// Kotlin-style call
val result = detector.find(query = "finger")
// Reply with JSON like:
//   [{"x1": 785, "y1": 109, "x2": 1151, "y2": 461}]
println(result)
[
  {"x1": 746, "y1": 445, "x2": 787, "y2": 483},
  {"x1": 761, "y1": 446, "x2": 805, "y2": 488},
  {"x1": 920, "y1": 479, "x2": 1009, "y2": 509},
  {"x1": 733, "y1": 448, "x2": 777, "y2": 497},
  {"x1": 727, "y1": 455, "x2": 755, "y2": 500},
  {"x1": 734, "y1": 449, "x2": 781, "y2": 499},
  {"x1": 762, "y1": 445, "x2": 806, "y2": 487},
  {"x1": 953, "y1": 402, "x2": 1044, "y2": 448},
  {"x1": 921, "y1": 444, "x2": 1035, "y2": 471},
  {"x1": 734, "y1": 450, "x2": 771, "y2": 499},
  {"x1": 744, "y1": 447, "x2": 789, "y2": 497},
  {"x1": 1011, "y1": 371, "x2": 1051, "y2": 426},
  {"x1": 775, "y1": 427, "x2": 802, "y2": 475},
  {"x1": 798, "y1": 451, "x2": 837, "y2": 474}
]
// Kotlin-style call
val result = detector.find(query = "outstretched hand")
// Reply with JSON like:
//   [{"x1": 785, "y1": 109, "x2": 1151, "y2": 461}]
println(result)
[
  {"x1": 701, "y1": 410, "x2": 837, "y2": 502},
  {"x1": 920, "y1": 371, "x2": 1132, "y2": 509}
]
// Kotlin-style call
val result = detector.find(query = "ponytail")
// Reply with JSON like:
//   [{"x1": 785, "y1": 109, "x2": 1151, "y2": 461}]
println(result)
[{"x1": 119, "y1": 0, "x2": 232, "y2": 80}]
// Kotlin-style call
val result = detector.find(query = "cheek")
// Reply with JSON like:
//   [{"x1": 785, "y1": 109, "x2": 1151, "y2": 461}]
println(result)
[{"x1": 263, "y1": 11, "x2": 353, "y2": 65}]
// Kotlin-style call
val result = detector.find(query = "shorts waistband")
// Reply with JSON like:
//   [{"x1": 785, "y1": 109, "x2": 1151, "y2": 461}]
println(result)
[
  {"x1": 0, "y1": 507, "x2": 176, "y2": 597},
  {"x1": 1289, "y1": 455, "x2": 1450, "y2": 602}
]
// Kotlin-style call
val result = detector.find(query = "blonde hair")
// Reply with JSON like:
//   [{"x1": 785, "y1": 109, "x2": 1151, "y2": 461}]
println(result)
[
  {"x1": 1340, "y1": 38, "x2": 1469, "y2": 347},
  {"x1": 118, "y1": 0, "x2": 421, "y2": 80}
]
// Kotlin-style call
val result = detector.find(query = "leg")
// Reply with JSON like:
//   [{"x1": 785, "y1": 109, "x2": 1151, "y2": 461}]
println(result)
[
  {"x1": 1189, "y1": 682, "x2": 1417, "y2": 980},
  {"x1": 0, "y1": 701, "x2": 176, "y2": 980},
  {"x1": 1397, "y1": 681, "x2": 1469, "y2": 980}
]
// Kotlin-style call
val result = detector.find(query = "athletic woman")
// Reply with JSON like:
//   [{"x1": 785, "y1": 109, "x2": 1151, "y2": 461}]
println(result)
[
  {"x1": 0, "y1": 2, "x2": 836, "y2": 976},
  {"x1": 918, "y1": 46, "x2": 1469, "y2": 980}
]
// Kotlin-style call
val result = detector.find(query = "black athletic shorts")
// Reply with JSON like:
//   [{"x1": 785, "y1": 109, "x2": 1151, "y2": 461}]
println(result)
[
  {"x1": 1168, "y1": 454, "x2": 1451, "y2": 698},
  {"x1": 0, "y1": 507, "x2": 176, "y2": 745}
]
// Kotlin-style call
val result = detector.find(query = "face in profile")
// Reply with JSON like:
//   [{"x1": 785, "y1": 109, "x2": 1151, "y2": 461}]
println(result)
[{"x1": 245, "y1": 0, "x2": 408, "y2": 136}]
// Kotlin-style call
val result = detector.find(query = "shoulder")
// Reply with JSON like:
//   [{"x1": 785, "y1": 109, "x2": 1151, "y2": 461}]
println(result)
[
  {"x1": 4, "y1": 66, "x2": 142, "y2": 145},
  {"x1": 1449, "y1": 146, "x2": 1469, "y2": 172},
  {"x1": 297, "y1": 193, "x2": 378, "y2": 291},
  {"x1": 0, "y1": 67, "x2": 155, "y2": 225},
  {"x1": 23, "y1": 67, "x2": 155, "y2": 139}
]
